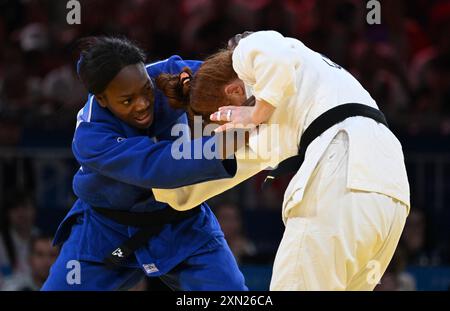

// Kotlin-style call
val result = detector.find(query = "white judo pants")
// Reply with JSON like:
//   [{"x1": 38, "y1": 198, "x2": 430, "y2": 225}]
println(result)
[{"x1": 270, "y1": 131, "x2": 408, "y2": 291}]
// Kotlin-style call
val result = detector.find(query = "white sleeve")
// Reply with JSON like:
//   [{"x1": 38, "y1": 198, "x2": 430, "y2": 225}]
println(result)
[
  {"x1": 152, "y1": 147, "x2": 270, "y2": 211},
  {"x1": 232, "y1": 31, "x2": 300, "y2": 108}
]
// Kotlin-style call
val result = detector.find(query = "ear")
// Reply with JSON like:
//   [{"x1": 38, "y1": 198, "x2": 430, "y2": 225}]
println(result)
[
  {"x1": 95, "y1": 94, "x2": 108, "y2": 108},
  {"x1": 224, "y1": 82, "x2": 244, "y2": 96}
]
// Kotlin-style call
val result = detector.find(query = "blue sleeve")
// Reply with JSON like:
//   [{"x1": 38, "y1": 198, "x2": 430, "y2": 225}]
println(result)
[
  {"x1": 146, "y1": 55, "x2": 202, "y2": 77},
  {"x1": 73, "y1": 122, "x2": 236, "y2": 189},
  {"x1": 156, "y1": 113, "x2": 189, "y2": 141}
]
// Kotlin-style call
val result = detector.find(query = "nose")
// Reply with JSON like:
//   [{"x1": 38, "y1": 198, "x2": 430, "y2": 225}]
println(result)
[{"x1": 135, "y1": 96, "x2": 150, "y2": 112}]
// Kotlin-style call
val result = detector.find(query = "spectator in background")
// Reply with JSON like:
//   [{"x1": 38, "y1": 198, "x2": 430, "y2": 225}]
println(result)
[
  {"x1": 39, "y1": 60, "x2": 87, "y2": 129},
  {"x1": 0, "y1": 0, "x2": 449, "y2": 138},
  {"x1": 348, "y1": 42, "x2": 411, "y2": 130},
  {"x1": 375, "y1": 245, "x2": 416, "y2": 291},
  {"x1": 400, "y1": 208, "x2": 427, "y2": 265},
  {"x1": 1, "y1": 233, "x2": 59, "y2": 291},
  {"x1": 409, "y1": 2, "x2": 450, "y2": 134},
  {"x1": 0, "y1": 191, "x2": 39, "y2": 281},
  {"x1": 214, "y1": 203, "x2": 257, "y2": 265},
  {"x1": 400, "y1": 208, "x2": 444, "y2": 266}
]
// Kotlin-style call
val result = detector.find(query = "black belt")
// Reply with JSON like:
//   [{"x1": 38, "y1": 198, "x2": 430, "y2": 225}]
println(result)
[
  {"x1": 263, "y1": 103, "x2": 389, "y2": 187},
  {"x1": 93, "y1": 206, "x2": 201, "y2": 268}
]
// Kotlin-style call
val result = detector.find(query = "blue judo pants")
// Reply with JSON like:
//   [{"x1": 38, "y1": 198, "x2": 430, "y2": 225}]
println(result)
[{"x1": 41, "y1": 221, "x2": 248, "y2": 291}]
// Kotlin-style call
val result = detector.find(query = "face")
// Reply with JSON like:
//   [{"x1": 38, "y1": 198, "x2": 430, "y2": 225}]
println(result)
[
  {"x1": 216, "y1": 205, "x2": 242, "y2": 239},
  {"x1": 402, "y1": 210, "x2": 425, "y2": 253},
  {"x1": 8, "y1": 201, "x2": 36, "y2": 233},
  {"x1": 29, "y1": 238, "x2": 59, "y2": 284},
  {"x1": 96, "y1": 63, "x2": 154, "y2": 129}
]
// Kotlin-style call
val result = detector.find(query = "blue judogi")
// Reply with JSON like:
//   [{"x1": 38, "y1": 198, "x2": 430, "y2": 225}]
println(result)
[{"x1": 42, "y1": 56, "x2": 247, "y2": 290}]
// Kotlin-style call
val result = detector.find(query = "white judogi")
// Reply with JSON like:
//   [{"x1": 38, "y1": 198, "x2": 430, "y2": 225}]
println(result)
[{"x1": 153, "y1": 31, "x2": 410, "y2": 290}]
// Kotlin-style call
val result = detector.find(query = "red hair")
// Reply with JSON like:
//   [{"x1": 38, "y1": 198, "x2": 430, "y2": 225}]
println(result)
[{"x1": 156, "y1": 49, "x2": 237, "y2": 124}]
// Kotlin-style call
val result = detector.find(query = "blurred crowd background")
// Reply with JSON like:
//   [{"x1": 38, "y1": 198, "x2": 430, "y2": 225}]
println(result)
[{"x1": 0, "y1": 0, "x2": 449, "y2": 291}]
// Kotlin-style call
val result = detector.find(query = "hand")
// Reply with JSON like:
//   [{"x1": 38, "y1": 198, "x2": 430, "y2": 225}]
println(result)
[{"x1": 210, "y1": 106, "x2": 257, "y2": 133}]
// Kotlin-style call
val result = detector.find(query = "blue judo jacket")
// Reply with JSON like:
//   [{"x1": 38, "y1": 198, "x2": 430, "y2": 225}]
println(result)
[{"x1": 53, "y1": 56, "x2": 235, "y2": 276}]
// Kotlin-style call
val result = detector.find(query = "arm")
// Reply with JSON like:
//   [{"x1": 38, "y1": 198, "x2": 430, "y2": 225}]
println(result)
[
  {"x1": 73, "y1": 121, "x2": 237, "y2": 189},
  {"x1": 153, "y1": 146, "x2": 270, "y2": 210}
]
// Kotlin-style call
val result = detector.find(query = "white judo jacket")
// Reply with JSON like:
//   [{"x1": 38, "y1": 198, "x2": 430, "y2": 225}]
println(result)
[{"x1": 153, "y1": 31, "x2": 410, "y2": 222}]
